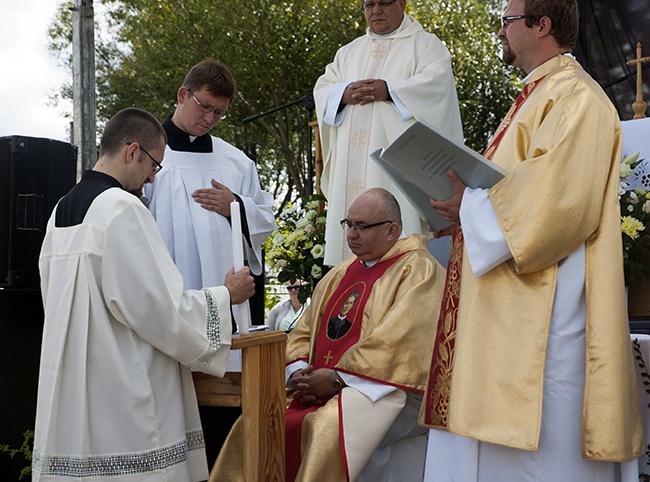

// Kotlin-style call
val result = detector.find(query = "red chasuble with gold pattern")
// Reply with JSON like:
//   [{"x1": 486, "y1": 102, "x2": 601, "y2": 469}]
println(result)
[{"x1": 285, "y1": 253, "x2": 405, "y2": 481}]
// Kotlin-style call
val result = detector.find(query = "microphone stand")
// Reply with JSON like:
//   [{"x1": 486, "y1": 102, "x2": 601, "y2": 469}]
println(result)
[{"x1": 243, "y1": 94, "x2": 316, "y2": 193}]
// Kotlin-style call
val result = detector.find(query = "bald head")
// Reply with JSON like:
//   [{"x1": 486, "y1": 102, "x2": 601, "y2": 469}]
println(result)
[{"x1": 344, "y1": 188, "x2": 403, "y2": 262}]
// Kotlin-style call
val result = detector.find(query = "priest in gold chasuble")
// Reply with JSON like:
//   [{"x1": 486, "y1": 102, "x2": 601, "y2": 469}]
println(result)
[
  {"x1": 210, "y1": 189, "x2": 445, "y2": 482},
  {"x1": 285, "y1": 188, "x2": 445, "y2": 482},
  {"x1": 421, "y1": 1, "x2": 644, "y2": 481}
]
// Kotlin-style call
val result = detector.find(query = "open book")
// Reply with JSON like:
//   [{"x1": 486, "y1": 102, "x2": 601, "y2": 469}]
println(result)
[{"x1": 370, "y1": 120, "x2": 509, "y2": 232}]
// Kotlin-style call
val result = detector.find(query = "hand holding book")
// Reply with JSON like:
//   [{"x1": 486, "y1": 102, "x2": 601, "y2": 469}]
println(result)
[{"x1": 370, "y1": 120, "x2": 508, "y2": 233}]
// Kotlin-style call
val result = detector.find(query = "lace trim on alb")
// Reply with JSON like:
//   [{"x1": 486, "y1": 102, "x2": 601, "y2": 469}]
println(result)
[
  {"x1": 32, "y1": 429, "x2": 205, "y2": 478},
  {"x1": 190, "y1": 288, "x2": 223, "y2": 372}
]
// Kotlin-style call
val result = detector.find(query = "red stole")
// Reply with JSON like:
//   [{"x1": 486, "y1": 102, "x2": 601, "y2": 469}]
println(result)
[
  {"x1": 422, "y1": 77, "x2": 546, "y2": 428},
  {"x1": 285, "y1": 253, "x2": 404, "y2": 481}
]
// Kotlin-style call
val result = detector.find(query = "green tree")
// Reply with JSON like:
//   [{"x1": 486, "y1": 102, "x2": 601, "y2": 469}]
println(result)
[
  {"x1": 409, "y1": 0, "x2": 520, "y2": 151},
  {"x1": 49, "y1": 0, "x2": 519, "y2": 204}
]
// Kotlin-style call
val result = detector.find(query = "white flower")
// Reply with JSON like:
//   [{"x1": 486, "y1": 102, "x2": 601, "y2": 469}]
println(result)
[
  {"x1": 619, "y1": 181, "x2": 628, "y2": 198},
  {"x1": 628, "y1": 204, "x2": 634, "y2": 212},
  {"x1": 623, "y1": 152, "x2": 640, "y2": 166},
  {"x1": 630, "y1": 191, "x2": 638, "y2": 202},
  {"x1": 280, "y1": 205, "x2": 297, "y2": 219},
  {"x1": 272, "y1": 232, "x2": 285, "y2": 247},
  {"x1": 277, "y1": 259, "x2": 287, "y2": 268},
  {"x1": 307, "y1": 200, "x2": 320, "y2": 210},
  {"x1": 296, "y1": 217, "x2": 310, "y2": 229},
  {"x1": 306, "y1": 210, "x2": 318, "y2": 221},
  {"x1": 310, "y1": 244, "x2": 324, "y2": 259},
  {"x1": 620, "y1": 162, "x2": 634, "y2": 178},
  {"x1": 311, "y1": 265, "x2": 322, "y2": 278},
  {"x1": 643, "y1": 200, "x2": 650, "y2": 214}
]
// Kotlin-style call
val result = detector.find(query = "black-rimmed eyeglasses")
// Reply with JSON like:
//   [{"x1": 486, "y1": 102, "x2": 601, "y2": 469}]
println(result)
[
  {"x1": 501, "y1": 15, "x2": 535, "y2": 27},
  {"x1": 363, "y1": 0, "x2": 398, "y2": 10},
  {"x1": 139, "y1": 145, "x2": 163, "y2": 174},
  {"x1": 186, "y1": 87, "x2": 227, "y2": 120},
  {"x1": 340, "y1": 219, "x2": 392, "y2": 231}
]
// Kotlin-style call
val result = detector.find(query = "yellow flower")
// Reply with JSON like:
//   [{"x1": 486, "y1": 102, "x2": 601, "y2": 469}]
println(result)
[{"x1": 621, "y1": 215, "x2": 645, "y2": 240}]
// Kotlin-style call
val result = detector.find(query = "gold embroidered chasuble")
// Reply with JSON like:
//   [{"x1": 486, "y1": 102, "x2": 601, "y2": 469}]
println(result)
[
  {"x1": 285, "y1": 234, "x2": 445, "y2": 480},
  {"x1": 286, "y1": 234, "x2": 444, "y2": 390},
  {"x1": 421, "y1": 55, "x2": 644, "y2": 461}
]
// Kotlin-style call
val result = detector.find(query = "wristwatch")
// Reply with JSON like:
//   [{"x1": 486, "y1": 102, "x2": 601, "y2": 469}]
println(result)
[{"x1": 331, "y1": 370, "x2": 343, "y2": 391}]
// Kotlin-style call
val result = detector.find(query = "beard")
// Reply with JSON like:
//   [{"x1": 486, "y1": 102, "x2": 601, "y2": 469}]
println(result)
[{"x1": 502, "y1": 48, "x2": 516, "y2": 66}]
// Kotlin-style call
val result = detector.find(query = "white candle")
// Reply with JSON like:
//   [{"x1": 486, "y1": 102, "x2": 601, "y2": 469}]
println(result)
[{"x1": 230, "y1": 201, "x2": 250, "y2": 335}]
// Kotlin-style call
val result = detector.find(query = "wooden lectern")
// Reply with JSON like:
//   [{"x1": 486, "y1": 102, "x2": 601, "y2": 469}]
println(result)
[{"x1": 193, "y1": 330, "x2": 287, "y2": 481}]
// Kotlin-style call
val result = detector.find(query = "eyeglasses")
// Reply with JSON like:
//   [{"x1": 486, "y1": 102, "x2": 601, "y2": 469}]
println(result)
[
  {"x1": 186, "y1": 87, "x2": 227, "y2": 120},
  {"x1": 363, "y1": 0, "x2": 398, "y2": 10},
  {"x1": 128, "y1": 142, "x2": 163, "y2": 174},
  {"x1": 287, "y1": 285, "x2": 301, "y2": 291},
  {"x1": 340, "y1": 219, "x2": 392, "y2": 231},
  {"x1": 139, "y1": 145, "x2": 163, "y2": 174},
  {"x1": 501, "y1": 15, "x2": 535, "y2": 28}
]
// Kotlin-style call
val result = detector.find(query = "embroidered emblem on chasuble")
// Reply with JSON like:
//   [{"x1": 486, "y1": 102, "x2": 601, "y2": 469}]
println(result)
[
  {"x1": 371, "y1": 42, "x2": 388, "y2": 60},
  {"x1": 421, "y1": 76, "x2": 547, "y2": 428},
  {"x1": 351, "y1": 128, "x2": 370, "y2": 148},
  {"x1": 313, "y1": 254, "x2": 404, "y2": 368}
]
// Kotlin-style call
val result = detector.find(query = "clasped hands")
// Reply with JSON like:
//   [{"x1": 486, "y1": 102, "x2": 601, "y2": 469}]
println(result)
[
  {"x1": 343, "y1": 78, "x2": 389, "y2": 106},
  {"x1": 429, "y1": 169, "x2": 467, "y2": 238},
  {"x1": 192, "y1": 179, "x2": 236, "y2": 217},
  {"x1": 289, "y1": 366, "x2": 338, "y2": 406}
]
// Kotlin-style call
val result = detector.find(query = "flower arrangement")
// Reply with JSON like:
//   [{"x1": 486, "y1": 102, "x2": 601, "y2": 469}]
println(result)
[
  {"x1": 619, "y1": 152, "x2": 650, "y2": 286},
  {"x1": 265, "y1": 194, "x2": 331, "y2": 303}
]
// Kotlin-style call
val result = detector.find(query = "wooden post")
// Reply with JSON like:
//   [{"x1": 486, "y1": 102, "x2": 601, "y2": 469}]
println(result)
[{"x1": 309, "y1": 120, "x2": 323, "y2": 196}]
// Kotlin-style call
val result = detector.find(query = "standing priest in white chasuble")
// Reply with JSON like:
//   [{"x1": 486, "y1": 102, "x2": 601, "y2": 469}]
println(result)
[
  {"x1": 32, "y1": 108, "x2": 255, "y2": 482},
  {"x1": 422, "y1": 1, "x2": 645, "y2": 481},
  {"x1": 314, "y1": 0, "x2": 464, "y2": 265}
]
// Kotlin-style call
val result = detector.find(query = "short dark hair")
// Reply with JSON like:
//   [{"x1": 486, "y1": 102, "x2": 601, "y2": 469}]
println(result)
[
  {"x1": 99, "y1": 107, "x2": 166, "y2": 158},
  {"x1": 524, "y1": 0, "x2": 579, "y2": 50},
  {"x1": 183, "y1": 59, "x2": 236, "y2": 103}
]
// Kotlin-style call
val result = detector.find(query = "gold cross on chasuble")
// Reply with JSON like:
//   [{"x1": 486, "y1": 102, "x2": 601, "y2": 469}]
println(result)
[{"x1": 323, "y1": 351, "x2": 333, "y2": 365}]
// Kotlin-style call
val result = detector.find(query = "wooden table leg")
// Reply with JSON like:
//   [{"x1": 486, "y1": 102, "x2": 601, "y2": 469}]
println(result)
[{"x1": 240, "y1": 334, "x2": 286, "y2": 481}]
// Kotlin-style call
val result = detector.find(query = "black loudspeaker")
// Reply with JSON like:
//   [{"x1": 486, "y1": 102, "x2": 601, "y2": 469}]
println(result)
[{"x1": 0, "y1": 136, "x2": 77, "y2": 288}]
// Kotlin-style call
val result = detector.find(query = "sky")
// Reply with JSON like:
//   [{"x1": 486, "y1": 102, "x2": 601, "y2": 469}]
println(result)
[{"x1": 0, "y1": 1, "x2": 72, "y2": 143}]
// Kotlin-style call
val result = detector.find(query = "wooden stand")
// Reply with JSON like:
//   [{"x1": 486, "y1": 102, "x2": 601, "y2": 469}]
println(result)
[
  {"x1": 309, "y1": 120, "x2": 323, "y2": 196},
  {"x1": 194, "y1": 330, "x2": 287, "y2": 481}
]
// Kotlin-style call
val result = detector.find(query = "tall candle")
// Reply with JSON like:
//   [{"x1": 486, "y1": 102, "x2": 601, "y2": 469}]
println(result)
[{"x1": 230, "y1": 201, "x2": 250, "y2": 334}]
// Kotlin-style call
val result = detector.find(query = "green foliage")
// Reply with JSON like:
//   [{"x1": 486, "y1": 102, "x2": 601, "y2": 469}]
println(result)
[
  {"x1": 620, "y1": 153, "x2": 650, "y2": 286},
  {"x1": 0, "y1": 430, "x2": 34, "y2": 480},
  {"x1": 48, "y1": 0, "x2": 520, "y2": 202},
  {"x1": 264, "y1": 285, "x2": 282, "y2": 313},
  {"x1": 409, "y1": 0, "x2": 520, "y2": 151},
  {"x1": 265, "y1": 194, "x2": 331, "y2": 303}
]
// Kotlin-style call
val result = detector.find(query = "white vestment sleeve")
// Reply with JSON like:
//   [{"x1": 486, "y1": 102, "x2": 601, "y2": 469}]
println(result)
[
  {"x1": 284, "y1": 360, "x2": 395, "y2": 401},
  {"x1": 102, "y1": 200, "x2": 233, "y2": 377},
  {"x1": 386, "y1": 82, "x2": 414, "y2": 121},
  {"x1": 460, "y1": 187, "x2": 512, "y2": 276},
  {"x1": 323, "y1": 82, "x2": 350, "y2": 126}
]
